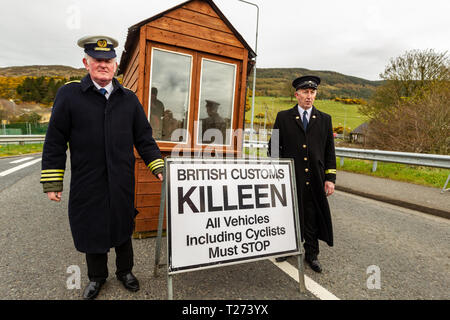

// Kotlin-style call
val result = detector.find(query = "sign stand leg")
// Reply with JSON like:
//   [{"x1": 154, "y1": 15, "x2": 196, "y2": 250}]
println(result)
[
  {"x1": 289, "y1": 159, "x2": 307, "y2": 294},
  {"x1": 154, "y1": 171, "x2": 166, "y2": 278},
  {"x1": 441, "y1": 173, "x2": 450, "y2": 193},
  {"x1": 297, "y1": 249, "x2": 306, "y2": 293},
  {"x1": 168, "y1": 274, "x2": 173, "y2": 300}
]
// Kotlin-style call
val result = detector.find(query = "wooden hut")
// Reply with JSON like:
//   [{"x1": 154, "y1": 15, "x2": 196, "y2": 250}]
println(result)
[{"x1": 118, "y1": 0, "x2": 256, "y2": 235}]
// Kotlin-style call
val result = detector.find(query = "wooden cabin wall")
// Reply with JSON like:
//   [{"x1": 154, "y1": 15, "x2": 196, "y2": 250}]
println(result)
[
  {"x1": 121, "y1": 42, "x2": 139, "y2": 93},
  {"x1": 145, "y1": 0, "x2": 246, "y2": 61}
]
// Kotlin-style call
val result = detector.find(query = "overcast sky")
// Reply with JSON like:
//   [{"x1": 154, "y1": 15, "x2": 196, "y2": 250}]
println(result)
[{"x1": 0, "y1": 0, "x2": 449, "y2": 80}]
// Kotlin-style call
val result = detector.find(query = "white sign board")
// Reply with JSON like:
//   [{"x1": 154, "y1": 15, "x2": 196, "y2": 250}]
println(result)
[{"x1": 166, "y1": 158, "x2": 300, "y2": 274}]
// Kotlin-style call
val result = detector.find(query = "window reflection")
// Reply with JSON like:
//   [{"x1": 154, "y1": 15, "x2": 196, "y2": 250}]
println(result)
[
  {"x1": 198, "y1": 59, "x2": 236, "y2": 145},
  {"x1": 149, "y1": 48, "x2": 192, "y2": 142}
]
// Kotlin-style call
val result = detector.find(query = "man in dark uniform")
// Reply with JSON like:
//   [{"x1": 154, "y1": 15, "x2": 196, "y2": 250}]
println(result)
[
  {"x1": 201, "y1": 99, "x2": 227, "y2": 144},
  {"x1": 150, "y1": 87, "x2": 165, "y2": 140},
  {"x1": 41, "y1": 35, "x2": 164, "y2": 299},
  {"x1": 268, "y1": 75, "x2": 336, "y2": 273}
]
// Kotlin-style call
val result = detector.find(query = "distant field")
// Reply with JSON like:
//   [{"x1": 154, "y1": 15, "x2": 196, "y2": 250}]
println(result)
[{"x1": 245, "y1": 96, "x2": 368, "y2": 132}]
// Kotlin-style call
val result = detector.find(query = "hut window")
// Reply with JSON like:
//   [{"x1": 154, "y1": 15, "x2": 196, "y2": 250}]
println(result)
[
  {"x1": 197, "y1": 59, "x2": 236, "y2": 146},
  {"x1": 149, "y1": 48, "x2": 192, "y2": 143}
]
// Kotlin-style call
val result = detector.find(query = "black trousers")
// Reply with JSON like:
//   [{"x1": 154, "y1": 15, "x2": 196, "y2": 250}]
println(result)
[
  {"x1": 302, "y1": 187, "x2": 320, "y2": 259},
  {"x1": 85, "y1": 238, "x2": 134, "y2": 282}
]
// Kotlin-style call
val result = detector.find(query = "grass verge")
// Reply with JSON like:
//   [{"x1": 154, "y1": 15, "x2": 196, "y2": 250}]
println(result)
[
  {"x1": 0, "y1": 143, "x2": 43, "y2": 157},
  {"x1": 242, "y1": 148, "x2": 448, "y2": 189},
  {"x1": 337, "y1": 157, "x2": 448, "y2": 189}
]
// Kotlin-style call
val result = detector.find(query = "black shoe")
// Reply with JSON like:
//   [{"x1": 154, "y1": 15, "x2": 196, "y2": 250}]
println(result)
[
  {"x1": 275, "y1": 256, "x2": 290, "y2": 262},
  {"x1": 306, "y1": 256, "x2": 322, "y2": 273},
  {"x1": 82, "y1": 280, "x2": 105, "y2": 300},
  {"x1": 117, "y1": 272, "x2": 140, "y2": 292}
]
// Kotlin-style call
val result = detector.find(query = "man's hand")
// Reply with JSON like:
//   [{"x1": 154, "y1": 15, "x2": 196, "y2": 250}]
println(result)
[
  {"x1": 157, "y1": 173, "x2": 163, "y2": 181},
  {"x1": 324, "y1": 181, "x2": 335, "y2": 197},
  {"x1": 47, "y1": 192, "x2": 62, "y2": 202}
]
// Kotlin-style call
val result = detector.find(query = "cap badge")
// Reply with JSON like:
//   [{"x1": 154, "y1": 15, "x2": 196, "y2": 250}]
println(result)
[{"x1": 97, "y1": 39, "x2": 107, "y2": 48}]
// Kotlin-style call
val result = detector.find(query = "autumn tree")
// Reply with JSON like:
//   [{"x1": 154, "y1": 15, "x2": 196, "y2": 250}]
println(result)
[{"x1": 359, "y1": 49, "x2": 450, "y2": 154}]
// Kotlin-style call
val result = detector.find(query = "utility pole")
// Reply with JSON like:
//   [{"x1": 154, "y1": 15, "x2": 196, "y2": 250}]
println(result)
[{"x1": 238, "y1": 0, "x2": 259, "y2": 154}]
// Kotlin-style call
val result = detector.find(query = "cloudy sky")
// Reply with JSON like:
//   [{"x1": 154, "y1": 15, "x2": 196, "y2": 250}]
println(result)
[{"x1": 0, "y1": 0, "x2": 449, "y2": 80}]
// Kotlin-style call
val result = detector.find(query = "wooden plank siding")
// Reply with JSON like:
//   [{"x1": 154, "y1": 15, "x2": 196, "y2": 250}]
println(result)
[
  {"x1": 144, "y1": 1, "x2": 246, "y2": 60},
  {"x1": 122, "y1": 43, "x2": 140, "y2": 90},
  {"x1": 183, "y1": 0, "x2": 221, "y2": 18}
]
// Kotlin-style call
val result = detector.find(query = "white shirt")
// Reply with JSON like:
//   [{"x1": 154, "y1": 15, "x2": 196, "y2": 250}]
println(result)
[
  {"x1": 92, "y1": 80, "x2": 114, "y2": 99},
  {"x1": 298, "y1": 105, "x2": 312, "y2": 123}
]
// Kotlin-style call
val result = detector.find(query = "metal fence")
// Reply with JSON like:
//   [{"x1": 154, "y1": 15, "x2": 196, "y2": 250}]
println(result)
[
  {"x1": 0, "y1": 135, "x2": 46, "y2": 144},
  {"x1": 244, "y1": 140, "x2": 450, "y2": 193}
]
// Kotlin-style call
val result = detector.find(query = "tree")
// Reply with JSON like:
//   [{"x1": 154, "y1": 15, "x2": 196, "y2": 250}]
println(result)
[
  {"x1": 359, "y1": 49, "x2": 449, "y2": 119},
  {"x1": 360, "y1": 49, "x2": 450, "y2": 154},
  {"x1": 245, "y1": 88, "x2": 252, "y2": 112},
  {"x1": 282, "y1": 80, "x2": 294, "y2": 102}
]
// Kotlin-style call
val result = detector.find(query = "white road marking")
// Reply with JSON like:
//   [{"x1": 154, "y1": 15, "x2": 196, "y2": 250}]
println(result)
[
  {"x1": 0, "y1": 158, "x2": 42, "y2": 177},
  {"x1": 9, "y1": 157, "x2": 34, "y2": 164},
  {"x1": 269, "y1": 258, "x2": 340, "y2": 300}
]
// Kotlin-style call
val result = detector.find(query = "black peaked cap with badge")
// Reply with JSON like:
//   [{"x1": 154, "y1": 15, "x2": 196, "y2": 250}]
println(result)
[
  {"x1": 292, "y1": 75, "x2": 321, "y2": 90},
  {"x1": 77, "y1": 35, "x2": 119, "y2": 59},
  {"x1": 205, "y1": 99, "x2": 220, "y2": 109}
]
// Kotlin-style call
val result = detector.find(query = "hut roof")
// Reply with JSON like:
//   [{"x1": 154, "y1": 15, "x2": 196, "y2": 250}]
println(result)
[
  {"x1": 118, "y1": 0, "x2": 256, "y2": 75},
  {"x1": 351, "y1": 122, "x2": 369, "y2": 134}
]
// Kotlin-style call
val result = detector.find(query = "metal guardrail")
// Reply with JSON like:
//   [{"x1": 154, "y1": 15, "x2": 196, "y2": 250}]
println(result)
[
  {"x1": 335, "y1": 147, "x2": 450, "y2": 193},
  {"x1": 335, "y1": 147, "x2": 450, "y2": 169},
  {"x1": 0, "y1": 135, "x2": 46, "y2": 144},
  {"x1": 244, "y1": 140, "x2": 450, "y2": 193},
  {"x1": 244, "y1": 141, "x2": 450, "y2": 169}
]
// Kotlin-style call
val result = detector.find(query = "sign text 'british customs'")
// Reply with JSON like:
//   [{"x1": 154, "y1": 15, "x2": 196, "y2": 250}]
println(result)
[{"x1": 166, "y1": 158, "x2": 300, "y2": 274}]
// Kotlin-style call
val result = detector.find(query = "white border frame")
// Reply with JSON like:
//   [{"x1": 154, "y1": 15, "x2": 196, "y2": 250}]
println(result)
[
  {"x1": 148, "y1": 47, "x2": 193, "y2": 145},
  {"x1": 196, "y1": 58, "x2": 237, "y2": 147},
  {"x1": 165, "y1": 157, "x2": 301, "y2": 275}
]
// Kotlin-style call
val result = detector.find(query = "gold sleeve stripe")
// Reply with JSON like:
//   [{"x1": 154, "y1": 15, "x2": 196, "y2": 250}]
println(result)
[
  {"x1": 148, "y1": 159, "x2": 164, "y2": 171},
  {"x1": 41, "y1": 173, "x2": 64, "y2": 177},
  {"x1": 150, "y1": 164, "x2": 164, "y2": 172},
  {"x1": 40, "y1": 178, "x2": 64, "y2": 182},
  {"x1": 65, "y1": 80, "x2": 81, "y2": 85},
  {"x1": 41, "y1": 169, "x2": 65, "y2": 173},
  {"x1": 325, "y1": 169, "x2": 337, "y2": 174}
]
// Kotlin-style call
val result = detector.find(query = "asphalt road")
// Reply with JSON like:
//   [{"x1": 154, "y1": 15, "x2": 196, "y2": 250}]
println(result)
[{"x1": 0, "y1": 154, "x2": 449, "y2": 300}]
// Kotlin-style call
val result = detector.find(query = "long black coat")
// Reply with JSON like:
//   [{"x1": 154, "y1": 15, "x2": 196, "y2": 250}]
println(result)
[
  {"x1": 41, "y1": 75, "x2": 163, "y2": 253},
  {"x1": 269, "y1": 105, "x2": 336, "y2": 246}
]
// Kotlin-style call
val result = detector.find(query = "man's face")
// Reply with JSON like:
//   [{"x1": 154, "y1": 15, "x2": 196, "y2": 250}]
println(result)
[
  {"x1": 83, "y1": 56, "x2": 117, "y2": 86},
  {"x1": 294, "y1": 88, "x2": 317, "y2": 109}
]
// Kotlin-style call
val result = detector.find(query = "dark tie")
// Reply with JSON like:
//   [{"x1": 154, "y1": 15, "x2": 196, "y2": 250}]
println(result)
[
  {"x1": 303, "y1": 110, "x2": 308, "y2": 130},
  {"x1": 99, "y1": 88, "x2": 107, "y2": 96}
]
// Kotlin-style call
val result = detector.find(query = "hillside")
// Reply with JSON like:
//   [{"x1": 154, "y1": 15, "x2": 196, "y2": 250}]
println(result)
[
  {"x1": 250, "y1": 68, "x2": 383, "y2": 100},
  {"x1": 0, "y1": 65, "x2": 86, "y2": 78},
  {"x1": 0, "y1": 65, "x2": 382, "y2": 100}
]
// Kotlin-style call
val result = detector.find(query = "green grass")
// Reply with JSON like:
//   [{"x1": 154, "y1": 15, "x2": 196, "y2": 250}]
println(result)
[
  {"x1": 337, "y1": 157, "x2": 449, "y2": 189},
  {"x1": 0, "y1": 143, "x2": 43, "y2": 157},
  {"x1": 245, "y1": 97, "x2": 368, "y2": 132}
]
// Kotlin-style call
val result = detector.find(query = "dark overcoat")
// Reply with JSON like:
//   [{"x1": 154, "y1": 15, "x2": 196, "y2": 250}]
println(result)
[
  {"x1": 269, "y1": 105, "x2": 336, "y2": 246},
  {"x1": 41, "y1": 75, "x2": 163, "y2": 253}
]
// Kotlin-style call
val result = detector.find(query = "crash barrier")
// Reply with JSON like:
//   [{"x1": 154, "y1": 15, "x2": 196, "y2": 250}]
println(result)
[
  {"x1": 0, "y1": 135, "x2": 45, "y2": 144},
  {"x1": 244, "y1": 141, "x2": 450, "y2": 193}
]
